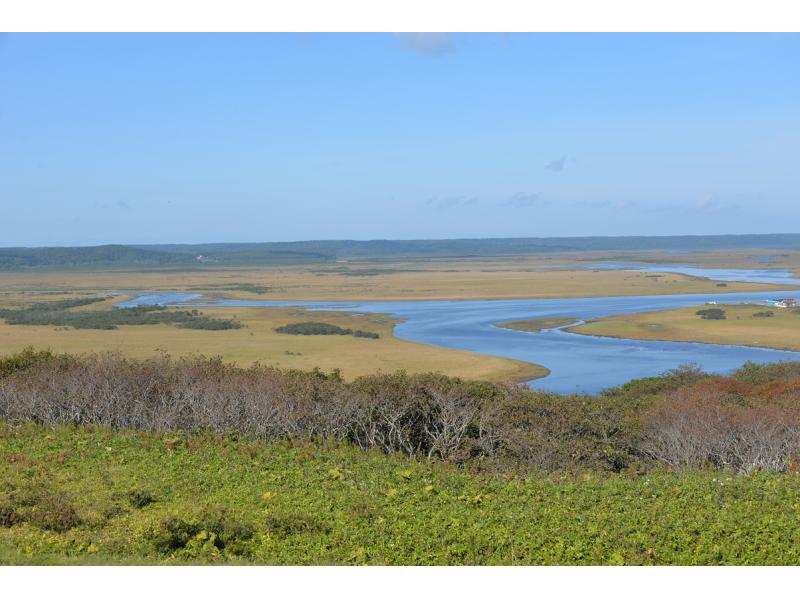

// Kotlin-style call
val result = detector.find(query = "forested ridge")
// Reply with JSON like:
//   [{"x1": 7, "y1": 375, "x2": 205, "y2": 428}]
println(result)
[{"x1": 3, "y1": 234, "x2": 800, "y2": 270}]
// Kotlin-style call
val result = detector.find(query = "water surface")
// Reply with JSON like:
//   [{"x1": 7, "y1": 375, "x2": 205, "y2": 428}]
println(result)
[{"x1": 117, "y1": 264, "x2": 800, "y2": 394}]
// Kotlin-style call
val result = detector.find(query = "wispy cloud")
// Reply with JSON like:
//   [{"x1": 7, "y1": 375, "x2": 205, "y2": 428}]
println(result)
[
  {"x1": 394, "y1": 33, "x2": 452, "y2": 57},
  {"x1": 498, "y1": 192, "x2": 541, "y2": 208},
  {"x1": 572, "y1": 199, "x2": 633, "y2": 210},
  {"x1": 568, "y1": 196, "x2": 739, "y2": 215},
  {"x1": 694, "y1": 196, "x2": 737, "y2": 213},
  {"x1": 426, "y1": 195, "x2": 478, "y2": 211},
  {"x1": 98, "y1": 199, "x2": 132, "y2": 210},
  {"x1": 544, "y1": 156, "x2": 567, "y2": 172}
]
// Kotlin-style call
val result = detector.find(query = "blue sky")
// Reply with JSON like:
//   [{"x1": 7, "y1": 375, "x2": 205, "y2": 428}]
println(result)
[{"x1": 1, "y1": 33, "x2": 798, "y2": 246}]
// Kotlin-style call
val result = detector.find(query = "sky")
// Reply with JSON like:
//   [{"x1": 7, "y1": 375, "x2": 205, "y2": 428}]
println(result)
[{"x1": 0, "y1": 33, "x2": 798, "y2": 247}]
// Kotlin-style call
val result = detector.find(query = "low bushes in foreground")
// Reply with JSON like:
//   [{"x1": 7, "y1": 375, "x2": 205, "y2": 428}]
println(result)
[
  {"x1": 2, "y1": 423, "x2": 800, "y2": 565},
  {"x1": 1, "y1": 350, "x2": 800, "y2": 473}
]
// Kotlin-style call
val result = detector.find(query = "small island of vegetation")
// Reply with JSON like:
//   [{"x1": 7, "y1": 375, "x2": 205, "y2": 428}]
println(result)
[
  {"x1": 0, "y1": 298, "x2": 242, "y2": 331},
  {"x1": 496, "y1": 317, "x2": 577, "y2": 333},
  {"x1": 275, "y1": 322, "x2": 379, "y2": 339},
  {"x1": 696, "y1": 307, "x2": 726, "y2": 320}
]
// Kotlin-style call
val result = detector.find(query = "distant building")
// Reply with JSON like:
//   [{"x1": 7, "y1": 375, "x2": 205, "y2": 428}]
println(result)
[{"x1": 768, "y1": 297, "x2": 798, "y2": 309}]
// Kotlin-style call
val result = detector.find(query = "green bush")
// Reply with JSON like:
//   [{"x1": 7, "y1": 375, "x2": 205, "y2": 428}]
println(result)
[
  {"x1": 148, "y1": 509, "x2": 255, "y2": 556},
  {"x1": 734, "y1": 360, "x2": 800, "y2": 384},
  {"x1": 275, "y1": 322, "x2": 378, "y2": 339},
  {"x1": 128, "y1": 489, "x2": 156, "y2": 509},
  {"x1": 352, "y1": 329, "x2": 380, "y2": 339},
  {"x1": 0, "y1": 482, "x2": 80, "y2": 533},
  {"x1": 696, "y1": 307, "x2": 726, "y2": 320},
  {"x1": 265, "y1": 513, "x2": 331, "y2": 538},
  {"x1": 0, "y1": 347, "x2": 57, "y2": 379}
]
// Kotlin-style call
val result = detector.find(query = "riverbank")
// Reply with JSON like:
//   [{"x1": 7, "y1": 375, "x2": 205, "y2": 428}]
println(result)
[
  {"x1": 0, "y1": 296, "x2": 546, "y2": 383},
  {"x1": 496, "y1": 317, "x2": 578, "y2": 333},
  {"x1": 570, "y1": 303, "x2": 800, "y2": 353},
  {"x1": 1, "y1": 261, "x2": 796, "y2": 303}
]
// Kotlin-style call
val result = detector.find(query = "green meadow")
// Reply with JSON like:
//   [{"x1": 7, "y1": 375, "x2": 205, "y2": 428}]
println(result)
[{"x1": 2, "y1": 422, "x2": 800, "y2": 565}]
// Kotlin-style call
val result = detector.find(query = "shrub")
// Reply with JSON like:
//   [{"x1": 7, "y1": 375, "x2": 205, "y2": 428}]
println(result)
[
  {"x1": 639, "y1": 380, "x2": 800, "y2": 472},
  {"x1": 0, "y1": 482, "x2": 81, "y2": 532},
  {"x1": 150, "y1": 516, "x2": 200, "y2": 552},
  {"x1": 265, "y1": 513, "x2": 331, "y2": 538},
  {"x1": 275, "y1": 322, "x2": 352, "y2": 335},
  {"x1": 696, "y1": 307, "x2": 726, "y2": 320},
  {"x1": 734, "y1": 361, "x2": 800, "y2": 385},
  {"x1": 275, "y1": 322, "x2": 378, "y2": 339},
  {"x1": 149, "y1": 509, "x2": 255, "y2": 556},
  {"x1": 752, "y1": 311, "x2": 774, "y2": 318},
  {"x1": 0, "y1": 347, "x2": 57, "y2": 379},
  {"x1": 128, "y1": 489, "x2": 156, "y2": 508},
  {"x1": 2, "y1": 350, "x2": 800, "y2": 473},
  {"x1": 352, "y1": 330, "x2": 380, "y2": 339}
]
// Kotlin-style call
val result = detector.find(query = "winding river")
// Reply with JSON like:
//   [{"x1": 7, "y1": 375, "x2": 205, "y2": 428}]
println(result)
[{"x1": 118, "y1": 265, "x2": 800, "y2": 394}]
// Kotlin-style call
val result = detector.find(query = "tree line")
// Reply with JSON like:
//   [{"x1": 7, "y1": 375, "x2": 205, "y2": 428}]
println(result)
[
  {"x1": 0, "y1": 298, "x2": 241, "y2": 330},
  {"x1": 274, "y1": 322, "x2": 379, "y2": 339}
]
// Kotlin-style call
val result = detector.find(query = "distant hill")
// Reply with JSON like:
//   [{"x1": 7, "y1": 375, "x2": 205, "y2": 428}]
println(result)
[
  {"x1": 0, "y1": 245, "x2": 194, "y2": 270},
  {"x1": 1, "y1": 234, "x2": 799, "y2": 271}
]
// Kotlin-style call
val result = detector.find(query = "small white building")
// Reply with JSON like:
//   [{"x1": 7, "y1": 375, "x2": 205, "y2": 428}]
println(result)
[{"x1": 768, "y1": 297, "x2": 798, "y2": 309}]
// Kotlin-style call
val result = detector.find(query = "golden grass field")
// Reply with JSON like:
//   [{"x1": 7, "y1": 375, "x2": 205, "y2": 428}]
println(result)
[
  {"x1": 0, "y1": 295, "x2": 546, "y2": 383},
  {"x1": 1, "y1": 250, "x2": 797, "y2": 383},
  {"x1": 0, "y1": 253, "x2": 795, "y2": 302},
  {"x1": 571, "y1": 303, "x2": 800, "y2": 352}
]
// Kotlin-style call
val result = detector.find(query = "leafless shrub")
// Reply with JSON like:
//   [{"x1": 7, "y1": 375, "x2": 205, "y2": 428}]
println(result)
[
  {"x1": 640, "y1": 379, "x2": 800, "y2": 472},
  {"x1": 3, "y1": 351, "x2": 800, "y2": 473}
]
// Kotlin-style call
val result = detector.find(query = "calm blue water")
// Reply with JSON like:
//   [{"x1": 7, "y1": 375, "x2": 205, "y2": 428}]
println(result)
[
  {"x1": 117, "y1": 265, "x2": 800, "y2": 394},
  {"x1": 588, "y1": 263, "x2": 798, "y2": 285}
]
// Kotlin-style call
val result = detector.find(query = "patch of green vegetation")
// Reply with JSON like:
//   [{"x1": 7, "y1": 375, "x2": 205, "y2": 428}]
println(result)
[
  {"x1": 0, "y1": 347, "x2": 57, "y2": 378},
  {"x1": 752, "y1": 311, "x2": 774, "y2": 318},
  {"x1": 2, "y1": 423, "x2": 800, "y2": 565},
  {"x1": 274, "y1": 322, "x2": 379, "y2": 339},
  {"x1": 696, "y1": 307, "x2": 726, "y2": 320},
  {"x1": 0, "y1": 299, "x2": 242, "y2": 331}
]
